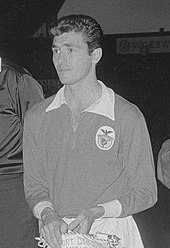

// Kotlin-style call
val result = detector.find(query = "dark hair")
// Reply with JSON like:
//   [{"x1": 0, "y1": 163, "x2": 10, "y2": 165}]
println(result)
[{"x1": 48, "y1": 14, "x2": 103, "y2": 54}]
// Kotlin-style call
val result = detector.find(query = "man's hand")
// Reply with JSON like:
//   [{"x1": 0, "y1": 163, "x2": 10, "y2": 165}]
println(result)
[
  {"x1": 68, "y1": 206, "x2": 105, "y2": 234},
  {"x1": 40, "y1": 207, "x2": 68, "y2": 248}
]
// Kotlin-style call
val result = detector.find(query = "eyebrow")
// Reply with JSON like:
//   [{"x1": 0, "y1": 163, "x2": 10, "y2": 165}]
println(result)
[
  {"x1": 52, "y1": 43, "x2": 80, "y2": 49},
  {"x1": 51, "y1": 44, "x2": 59, "y2": 49}
]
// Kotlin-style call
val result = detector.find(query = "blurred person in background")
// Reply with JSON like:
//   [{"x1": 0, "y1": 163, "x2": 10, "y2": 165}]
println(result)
[
  {"x1": 23, "y1": 14, "x2": 157, "y2": 248},
  {"x1": 0, "y1": 58, "x2": 44, "y2": 248},
  {"x1": 157, "y1": 139, "x2": 170, "y2": 189}
]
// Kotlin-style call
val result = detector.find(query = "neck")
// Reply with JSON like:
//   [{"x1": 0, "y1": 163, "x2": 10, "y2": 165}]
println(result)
[{"x1": 64, "y1": 78, "x2": 102, "y2": 112}]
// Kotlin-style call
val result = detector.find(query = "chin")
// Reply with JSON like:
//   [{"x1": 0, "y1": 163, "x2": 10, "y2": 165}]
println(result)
[
  {"x1": 59, "y1": 77, "x2": 76, "y2": 85},
  {"x1": 62, "y1": 81, "x2": 76, "y2": 86}
]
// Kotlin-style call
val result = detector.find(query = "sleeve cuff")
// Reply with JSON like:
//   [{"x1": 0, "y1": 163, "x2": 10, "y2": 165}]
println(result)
[
  {"x1": 33, "y1": 201, "x2": 54, "y2": 219},
  {"x1": 98, "y1": 200, "x2": 122, "y2": 218}
]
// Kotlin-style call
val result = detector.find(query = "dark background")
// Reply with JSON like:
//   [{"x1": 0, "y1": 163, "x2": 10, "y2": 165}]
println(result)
[{"x1": 0, "y1": 1, "x2": 170, "y2": 247}]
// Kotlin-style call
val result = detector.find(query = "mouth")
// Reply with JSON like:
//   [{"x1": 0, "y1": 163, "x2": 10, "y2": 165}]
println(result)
[
  {"x1": 58, "y1": 68, "x2": 71, "y2": 75},
  {"x1": 58, "y1": 68, "x2": 70, "y2": 71},
  {"x1": 58, "y1": 68, "x2": 70, "y2": 73}
]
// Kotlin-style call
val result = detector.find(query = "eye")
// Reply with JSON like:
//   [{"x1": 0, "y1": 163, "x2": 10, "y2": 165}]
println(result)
[
  {"x1": 68, "y1": 48, "x2": 74, "y2": 52},
  {"x1": 52, "y1": 48, "x2": 60, "y2": 54}
]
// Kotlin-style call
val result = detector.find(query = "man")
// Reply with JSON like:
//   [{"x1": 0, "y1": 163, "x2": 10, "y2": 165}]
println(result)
[
  {"x1": 23, "y1": 14, "x2": 157, "y2": 248},
  {"x1": 0, "y1": 59, "x2": 44, "y2": 248},
  {"x1": 157, "y1": 139, "x2": 170, "y2": 189}
]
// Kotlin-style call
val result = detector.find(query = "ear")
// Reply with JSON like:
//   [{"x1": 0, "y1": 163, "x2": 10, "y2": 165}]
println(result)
[{"x1": 92, "y1": 48, "x2": 102, "y2": 64}]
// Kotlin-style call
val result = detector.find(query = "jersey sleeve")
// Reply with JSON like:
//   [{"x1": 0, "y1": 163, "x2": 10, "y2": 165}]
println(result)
[
  {"x1": 117, "y1": 114, "x2": 157, "y2": 217},
  {"x1": 19, "y1": 73, "x2": 44, "y2": 111},
  {"x1": 157, "y1": 139, "x2": 170, "y2": 189},
  {"x1": 23, "y1": 110, "x2": 52, "y2": 211}
]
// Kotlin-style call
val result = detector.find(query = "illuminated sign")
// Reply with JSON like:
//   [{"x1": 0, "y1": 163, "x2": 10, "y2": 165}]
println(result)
[{"x1": 117, "y1": 36, "x2": 170, "y2": 54}]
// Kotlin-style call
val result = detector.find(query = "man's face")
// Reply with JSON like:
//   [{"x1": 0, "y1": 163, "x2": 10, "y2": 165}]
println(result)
[{"x1": 52, "y1": 31, "x2": 93, "y2": 85}]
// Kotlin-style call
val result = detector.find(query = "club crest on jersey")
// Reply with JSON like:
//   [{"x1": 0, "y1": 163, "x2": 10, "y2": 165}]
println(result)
[{"x1": 96, "y1": 126, "x2": 115, "y2": 150}]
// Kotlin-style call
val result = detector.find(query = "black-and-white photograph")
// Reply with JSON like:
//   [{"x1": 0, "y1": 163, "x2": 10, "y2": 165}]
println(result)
[{"x1": 0, "y1": 1, "x2": 170, "y2": 248}]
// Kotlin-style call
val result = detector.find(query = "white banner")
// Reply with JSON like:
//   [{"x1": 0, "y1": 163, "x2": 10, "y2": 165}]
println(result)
[{"x1": 116, "y1": 36, "x2": 170, "y2": 54}]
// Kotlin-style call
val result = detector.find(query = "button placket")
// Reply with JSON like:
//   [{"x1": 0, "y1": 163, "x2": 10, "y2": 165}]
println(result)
[{"x1": 69, "y1": 111, "x2": 80, "y2": 149}]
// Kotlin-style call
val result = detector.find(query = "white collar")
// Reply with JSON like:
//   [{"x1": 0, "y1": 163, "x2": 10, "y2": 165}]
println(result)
[{"x1": 46, "y1": 80, "x2": 115, "y2": 121}]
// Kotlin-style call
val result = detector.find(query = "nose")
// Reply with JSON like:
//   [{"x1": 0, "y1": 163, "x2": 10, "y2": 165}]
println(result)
[{"x1": 57, "y1": 51, "x2": 67, "y2": 65}]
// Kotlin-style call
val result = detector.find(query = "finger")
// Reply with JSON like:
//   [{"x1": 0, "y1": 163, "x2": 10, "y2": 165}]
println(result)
[
  {"x1": 68, "y1": 219, "x2": 80, "y2": 231},
  {"x1": 40, "y1": 228, "x2": 47, "y2": 243},
  {"x1": 60, "y1": 222, "x2": 68, "y2": 234},
  {"x1": 76, "y1": 214, "x2": 86, "y2": 222},
  {"x1": 44, "y1": 224, "x2": 58, "y2": 248},
  {"x1": 40, "y1": 227, "x2": 48, "y2": 244},
  {"x1": 68, "y1": 213, "x2": 86, "y2": 231},
  {"x1": 78, "y1": 223, "x2": 89, "y2": 234},
  {"x1": 71, "y1": 225, "x2": 80, "y2": 233},
  {"x1": 54, "y1": 228, "x2": 63, "y2": 245},
  {"x1": 40, "y1": 227, "x2": 45, "y2": 238}
]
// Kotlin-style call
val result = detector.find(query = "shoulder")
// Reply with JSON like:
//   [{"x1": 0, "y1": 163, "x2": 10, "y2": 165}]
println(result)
[
  {"x1": 26, "y1": 95, "x2": 55, "y2": 118},
  {"x1": 115, "y1": 93, "x2": 142, "y2": 117},
  {"x1": 24, "y1": 95, "x2": 56, "y2": 138},
  {"x1": 1, "y1": 60, "x2": 32, "y2": 91},
  {"x1": 2, "y1": 59, "x2": 31, "y2": 77},
  {"x1": 2, "y1": 60, "x2": 31, "y2": 76},
  {"x1": 2, "y1": 59, "x2": 44, "y2": 102},
  {"x1": 115, "y1": 93, "x2": 144, "y2": 123}
]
